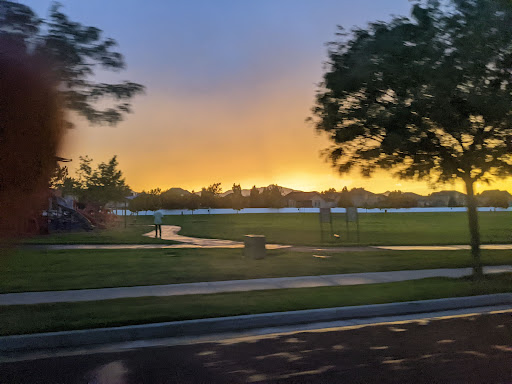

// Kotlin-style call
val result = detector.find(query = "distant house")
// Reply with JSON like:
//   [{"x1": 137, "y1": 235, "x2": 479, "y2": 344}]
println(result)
[
  {"x1": 349, "y1": 188, "x2": 385, "y2": 208},
  {"x1": 105, "y1": 190, "x2": 139, "y2": 209},
  {"x1": 321, "y1": 191, "x2": 340, "y2": 202},
  {"x1": 477, "y1": 190, "x2": 512, "y2": 207},
  {"x1": 285, "y1": 192, "x2": 336, "y2": 208},
  {"x1": 400, "y1": 192, "x2": 425, "y2": 207},
  {"x1": 427, "y1": 191, "x2": 466, "y2": 207},
  {"x1": 416, "y1": 196, "x2": 431, "y2": 207},
  {"x1": 322, "y1": 197, "x2": 336, "y2": 208}
]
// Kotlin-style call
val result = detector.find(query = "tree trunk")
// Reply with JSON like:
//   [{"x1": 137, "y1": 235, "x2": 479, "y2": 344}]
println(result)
[{"x1": 464, "y1": 179, "x2": 483, "y2": 278}]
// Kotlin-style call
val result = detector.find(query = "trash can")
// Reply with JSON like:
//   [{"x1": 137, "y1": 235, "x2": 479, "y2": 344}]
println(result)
[{"x1": 244, "y1": 235, "x2": 266, "y2": 259}]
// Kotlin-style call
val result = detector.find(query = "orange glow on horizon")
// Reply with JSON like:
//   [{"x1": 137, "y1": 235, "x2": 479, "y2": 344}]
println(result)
[{"x1": 57, "y1": 53, "x2": 512, "y2": 197}]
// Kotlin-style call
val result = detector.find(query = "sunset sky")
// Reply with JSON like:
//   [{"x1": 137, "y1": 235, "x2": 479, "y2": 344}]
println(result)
[{"x1": 24, "y1": 0, "x2": 512, "y2": 195}]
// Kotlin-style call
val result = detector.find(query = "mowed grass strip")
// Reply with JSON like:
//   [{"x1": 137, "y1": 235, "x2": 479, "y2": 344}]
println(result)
[
  {"x1": 23, "y1": 224, "x2": 172, "y2": 245},
  {"x1": 2, "y1": 274, "x2": 511, "y2": 336},
  {"x1": 1, "y1": 248, "x2": 512, "y2": 293},
  {"x1": 155, "y1": 212, "x2": 512, "y2": 246}
]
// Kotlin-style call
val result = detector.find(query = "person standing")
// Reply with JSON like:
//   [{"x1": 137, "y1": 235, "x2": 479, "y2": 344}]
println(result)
[{"x1": 153, "y1": 210, "x2": 163, "y2": 238}]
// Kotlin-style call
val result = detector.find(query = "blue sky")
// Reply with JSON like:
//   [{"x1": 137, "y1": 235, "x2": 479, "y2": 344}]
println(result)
[{"x1": 26, "y1": 0, "x2": 411, "y2": 93}]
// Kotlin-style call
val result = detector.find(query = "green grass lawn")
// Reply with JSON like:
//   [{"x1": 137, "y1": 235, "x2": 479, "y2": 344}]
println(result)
[
  {"x1": 22, "y1": 211, "x2": 512, "y2": 246},
  {"x1": 2, "y1": 274, "x2": 511, "y2": 336},
  {"x1": 153, "y1": 212, "x2": 512, "y2": 246},
  {"x1": 22, "y1": 224, "x2": 174, "y2": 245},
  {"x1": 1, "y1": 248, "x2": 511, "y2": 293}
]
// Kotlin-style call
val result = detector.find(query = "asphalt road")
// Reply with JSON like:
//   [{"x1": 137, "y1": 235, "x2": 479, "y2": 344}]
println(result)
[{"x1": 1, "y1": 312, "x2": 512, "y2": 383}]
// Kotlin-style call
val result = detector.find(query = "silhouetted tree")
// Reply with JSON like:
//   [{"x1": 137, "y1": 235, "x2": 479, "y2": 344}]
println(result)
[
  {"x1": 380, "y1": 191, "x2": 417, "y2": 208},
  {"x1": 0, "y1": 1, "x2": 144, "y2": 127},
  {"x1": 232, "y1": 184, "x2": 242, "y2": 195},
  {"x1": 185, "y1": 191, "x2": 200, "y2": 212},
  {"x1": 49, "y1": 164, "x2": 69, "y2": 189},
  {"x1": 448, "y1": 196, "x2": 458, "y2": 208},
  {"x1": 61, "y1": 156, "x2": 130, "y2": 207},
  {"x1": 161, "y1": 189, "x2": 189, "y2": 209},
  {"x1": 312, "y1": 0, "x2": 512, "y2": 277},
  {"x1": 130, "y1": 191, "x2": 157, "y2": 213},
  {"x1": 337, "y1": 186, "x2": 354, "y2": 208},
  {"x1": 231, "y1": 183, "x2": 244, "y2": 211},
  {"x1": 60, "y1": 176, "x2": 79, "y2": 199},
  {"x1": 488, "y1": 195, "x2": 510, "y2": 209},
  {"x1": 479, "y1": 190, "x2": 511, "y2": 208},
  {"x1": 200, "y1": 183, "x2": 222, "y2": 208},
  {"x1": 261, "y1": 184, "x2": 284, "y2": 208},
  {"x1": 128, "y1": 192, "x2": 146, "y2": 214},
  {"x1": 321, "y1": 188, "x2": 337, "y2": 195},
  {"x1": 249, "y1": 185, "x2": 261, "y2": 207},
  {"x1": 147, "y1": 188, "x2": 162, "y2": 211}
]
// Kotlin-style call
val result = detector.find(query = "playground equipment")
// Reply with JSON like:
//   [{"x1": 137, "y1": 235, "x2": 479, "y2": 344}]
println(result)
[
  {"x1": 76, "y1": 202, "x2": 121, "y2": 229},
  {"x1": 19, "y1": 189, "x2": 124, "y2": 235},
  {"x1": 46, "y1": 195, "x2": 94, "y2": 232}
]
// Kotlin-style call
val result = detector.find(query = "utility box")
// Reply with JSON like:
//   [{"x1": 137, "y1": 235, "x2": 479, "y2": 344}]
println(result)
[{"x1": 244, "y1": 235, "x2": 266, "y2": 259}]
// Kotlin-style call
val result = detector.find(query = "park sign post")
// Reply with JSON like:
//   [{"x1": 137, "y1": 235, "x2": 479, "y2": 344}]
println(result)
[
  {"x1": 346, "y1": 207, "x2": 360, "y2": 243},
  {"x1": 319, "y1": 207, "x2": 333, "y2": 242}
]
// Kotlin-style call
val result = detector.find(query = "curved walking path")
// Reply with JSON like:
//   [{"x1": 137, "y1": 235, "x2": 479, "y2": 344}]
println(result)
[
  {"x1": 142, "y1": 225, "x2": 290, "y2": 249},
  {"x1": 1, "y1": 265, "x2": 511, "y2": 306},
  {"x1": 37, "y1": 243, "x2": 512, "y2": 251},
  {"x1": 146, "y1": 226, "x2": 512, "y2": 251},
  {"x1": 32, "y1": 225, "x2": 512, "y2": 251}
]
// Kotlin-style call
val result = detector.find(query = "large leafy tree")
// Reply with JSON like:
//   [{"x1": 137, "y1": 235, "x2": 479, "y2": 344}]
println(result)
[
  {"x1": 63, "y1": 156, "x2": 130, "y2": 206},
  {"x1": 129, "y1": 190, "x2": 161, "y2": 213},
  {"x1": 249, "y1": 185, "x2": 261, "y2": 208},
  {"x1": 200, "y1": 183, "x2": 222, "y2": 208},
  {"x1": 0, "y1": 1, "x2": 144, "y2": 126},
  {"x1": 261, "y1": 185, "x2": 285, "y2": 208},
  {"x1": 161, "y1": 189, "x2": 189, "y2": 210},
  {"x1": 337, "y1": 186, "x2": 354, "y2": 208},
  {"x1": 312, "y1": 0, "x2": 512, "y2": 277},
  {"x1": 231, "y1": 183, "x2": 244, "y2": 211}
]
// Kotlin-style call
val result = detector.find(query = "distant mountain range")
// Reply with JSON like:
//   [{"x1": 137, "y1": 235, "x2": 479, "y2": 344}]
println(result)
[
  {"x1": 156, "y1": 185, "x2": 512, "y2": 203},
  {"x1": 132, "y1": 185, "x2": 512, "y2": 208},
  {"x1": 188, "y1": 185, "x2": 301, "y2": 197},
  {"x1": 220, "y1": 186, "x2": 300, "y2": 197}
]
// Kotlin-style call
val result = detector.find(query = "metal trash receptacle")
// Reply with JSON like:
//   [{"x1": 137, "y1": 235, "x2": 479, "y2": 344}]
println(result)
[{"x1": 244, "y1": 235, "x2": 266, "y2": 259}]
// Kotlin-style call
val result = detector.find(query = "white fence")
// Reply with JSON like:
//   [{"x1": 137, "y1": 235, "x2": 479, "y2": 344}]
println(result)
[{"x1": 114, "y1": 207, "x2": 512, "y2": 216}]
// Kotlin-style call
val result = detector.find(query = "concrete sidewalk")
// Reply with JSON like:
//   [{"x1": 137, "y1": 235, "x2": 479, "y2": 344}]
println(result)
[{"x1": 2, "y1": 265, "x2": 511, "y2": 306}]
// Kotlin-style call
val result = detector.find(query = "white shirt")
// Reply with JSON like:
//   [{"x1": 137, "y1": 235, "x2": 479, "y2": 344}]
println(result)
[{"x1": 153, "y1": 210, "x2": 164, "y2": 224}]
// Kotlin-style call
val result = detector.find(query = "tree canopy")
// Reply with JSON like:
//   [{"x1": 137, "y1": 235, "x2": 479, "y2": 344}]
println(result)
[
  {"x1": 313, "y1": 0, "x2": 512, "y2": 186},
  {"x1": 261, "y1": 185, "x2": 285, "y2": 208},
  {"x1": 337, "y1": 186, "x2": 354, "y2": 208},
  {"x1": 200, "y1": 183, "x2": 222, "y2": 208},
  {"x1": 231, "y1": 183, "x2": 244, "y2": 210},
  {"x1": 61, "y1": 156, "x2": 130, "y2": 206},
  {"x1": 249, "y1": 186, "x2": 261, "y2": 207},
  {"x1": 312, "y1": 0, "x2": 512, "y2": 276},
  {"x1": 380, "y1": 191, "x2": 418, "y2": 209},
  {"x1": 478, "y1": 189, "x2": 511, "y2": 208},
  {"x1": 0, "y1": 1, "x2": 144, "y2": 126}
]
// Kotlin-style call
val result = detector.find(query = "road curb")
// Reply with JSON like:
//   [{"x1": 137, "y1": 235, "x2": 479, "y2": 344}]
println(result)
[{"x1": 1, "y1": 293, "x2": 511, "y2": 353}]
